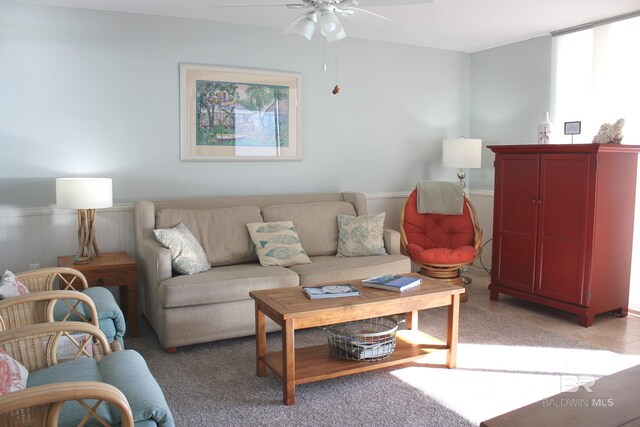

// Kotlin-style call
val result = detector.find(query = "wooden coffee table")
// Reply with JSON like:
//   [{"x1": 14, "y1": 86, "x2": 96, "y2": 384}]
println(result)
[{"x1": 250, "y1": 274, "x2": 463, "y2": 405}]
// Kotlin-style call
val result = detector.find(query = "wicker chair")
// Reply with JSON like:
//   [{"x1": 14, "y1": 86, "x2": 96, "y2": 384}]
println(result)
[
  {"x1": 14, "y1": 267, "x2": 126, "y2": 349},
  {"x1": 0, "y1": 321, "x2": 135, "y2": 426},
  {"x1": 0, "y1": 321, "x2": 173, "y2": 426},
  {"x1": 400, "y1": 188, "x2": 483, "y2": 300}
]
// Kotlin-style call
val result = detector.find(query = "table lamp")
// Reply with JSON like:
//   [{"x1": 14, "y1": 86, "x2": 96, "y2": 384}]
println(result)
[
  {"x1": 442, "y1": 137, "x2": 482, "y2": 189},
  {"x1": 56, "y1": 177, "x2": 113, "y2": 264}
]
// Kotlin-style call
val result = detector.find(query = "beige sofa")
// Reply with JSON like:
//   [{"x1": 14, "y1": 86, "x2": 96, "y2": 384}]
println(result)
[{"x1": 134, "y1": 192, "x2": 411, "y2": 351}]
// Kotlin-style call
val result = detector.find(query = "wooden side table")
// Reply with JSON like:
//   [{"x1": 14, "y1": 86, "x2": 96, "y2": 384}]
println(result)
[{"x1": 57, "y1": 251, "x2": 138, "y2": 337}]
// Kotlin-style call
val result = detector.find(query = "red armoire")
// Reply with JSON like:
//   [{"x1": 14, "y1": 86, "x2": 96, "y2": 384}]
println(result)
[{"x1": 488, "y1": 144, "x2": 640, "y2": 326}]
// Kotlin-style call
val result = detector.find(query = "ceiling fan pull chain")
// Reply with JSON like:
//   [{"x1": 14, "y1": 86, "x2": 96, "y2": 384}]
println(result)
[
  {"x1": 332, "y1": 41, "x2": 340, "y2": 95},
  {"x1": 322, "y1": 37, "x2": 327, "y2": 71}
]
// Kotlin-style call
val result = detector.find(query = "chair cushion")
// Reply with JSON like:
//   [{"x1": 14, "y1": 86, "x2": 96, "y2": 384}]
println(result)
[
  {"x1": 0, "y1": 270, "x2": 29, "y2": 299},
  {"x1": 406, "y1": 243, "x2": 477, "y2": 264},
  {"x1": 27, "y1": 357, "x2": 113, "y2": 426},
  {"x1": 0, "y1": 348, "x2": 28, "y2": 394},
  {"x1": 403, "y1": 189, "x2": 475, "y2": 250},
  {"x1": 99, "y1": 350, "x2": 174, "y2": 426},
  {"x1": 27, "y1": 351, "x2": 174, "y2": 426}
]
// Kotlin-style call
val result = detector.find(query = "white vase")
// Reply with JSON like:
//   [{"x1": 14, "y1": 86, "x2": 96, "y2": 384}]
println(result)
[{"x1": 538, "y1": 111, "x2": 552, "y2": 144}]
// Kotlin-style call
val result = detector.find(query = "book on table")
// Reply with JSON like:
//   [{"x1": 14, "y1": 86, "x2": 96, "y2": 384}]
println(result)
[
  {"x1": 362, "y1": 274, "x2": 422, "y2": 292},
  {"x1": 302, "y1": 284, "x2": 361, "y2": 299}
]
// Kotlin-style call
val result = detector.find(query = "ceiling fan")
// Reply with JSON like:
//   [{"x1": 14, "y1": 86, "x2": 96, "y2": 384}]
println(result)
[{"x1": 210, "y1": 0, "x2": 435, "y2": 43}]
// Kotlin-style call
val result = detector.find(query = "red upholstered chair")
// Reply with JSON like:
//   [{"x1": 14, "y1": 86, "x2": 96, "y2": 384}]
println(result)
[{"x1": 400, "y1": 188, "x2": 482, "y2": 300}]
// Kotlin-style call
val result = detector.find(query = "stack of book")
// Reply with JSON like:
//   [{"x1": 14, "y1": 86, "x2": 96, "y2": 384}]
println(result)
[
  {"x1": 302, "y1": 284, "x2": 361, "y2": 299},
  {"x1": 362, "y1": 275, "x2": 422, "y2": 292}
]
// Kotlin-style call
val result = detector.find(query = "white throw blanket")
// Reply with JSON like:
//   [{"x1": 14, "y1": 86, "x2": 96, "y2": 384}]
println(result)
[{"x1": 416, "y1": 180, "x2": 464, "y2": 214}]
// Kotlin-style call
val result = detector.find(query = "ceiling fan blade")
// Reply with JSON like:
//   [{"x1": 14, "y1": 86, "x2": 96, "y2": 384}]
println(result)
[
  {"x1": 208, "y1": 3, "x2": 298, "y2": 8},
  {"x1": 342, "y1": 7, "x2": 397, "y2": 26},
  {"x1": 351, "y1": 0, "x2": 435, "y2": 5}
]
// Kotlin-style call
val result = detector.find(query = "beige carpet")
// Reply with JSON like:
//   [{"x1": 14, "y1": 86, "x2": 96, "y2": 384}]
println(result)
[{"x1": 124, "y1": 302, "x2": 640, "y2": 426}]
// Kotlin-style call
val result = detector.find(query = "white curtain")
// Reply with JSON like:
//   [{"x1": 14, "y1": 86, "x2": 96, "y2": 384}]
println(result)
[
  {"x1": 551, "y1": 15, "x2": 640, "y2": 144},
  {"x1": 552, "y1": 15, "x2": 640, "y2": 313}
]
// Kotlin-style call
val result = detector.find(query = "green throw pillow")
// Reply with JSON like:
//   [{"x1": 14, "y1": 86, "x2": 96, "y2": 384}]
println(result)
[
  {"x1": 246, "y1": 221, "x2": 311, "y2": 267},
  {"x1": 337, "y1": 212, "x2": 387, "y2": 257},
  {"x1": 153, "y1": 223, "x2": 210, "y2": 275}
]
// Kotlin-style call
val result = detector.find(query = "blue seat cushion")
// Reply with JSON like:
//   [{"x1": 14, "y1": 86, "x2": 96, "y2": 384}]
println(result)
[
  {"x1": 26, "y1": 350, "x2": 174, "y2": 426},
  {"x1": 27, "y1": 357, "x2": 113, "y2": 426}
]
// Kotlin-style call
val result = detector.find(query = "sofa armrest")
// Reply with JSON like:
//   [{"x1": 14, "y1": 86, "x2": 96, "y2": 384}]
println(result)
[
  {"x1": 139, "y1": 237, "x2": 173, "y2": 291},
  {"x1": 384, "y1": 229, "x2": 401, "y2": 255}
]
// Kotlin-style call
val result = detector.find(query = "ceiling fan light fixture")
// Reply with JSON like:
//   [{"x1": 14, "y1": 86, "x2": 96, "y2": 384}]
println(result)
[
  {"x1": 319, "y1": 11, "x2": 343, "y2": 39},
  {"x1": 293, "y1": 14, "x2": 316, "y2": 40},
  {"x1": 325, "y1": 26, "x2": 346, "y2": 43}
]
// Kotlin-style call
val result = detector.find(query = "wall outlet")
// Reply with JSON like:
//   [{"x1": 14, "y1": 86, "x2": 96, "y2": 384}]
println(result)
[{"x1": 28, "y1": 263, "x2": 40, "y2": 270}]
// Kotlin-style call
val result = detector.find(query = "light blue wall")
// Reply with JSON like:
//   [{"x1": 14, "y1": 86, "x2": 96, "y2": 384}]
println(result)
[
  {"x1": 469, "y1": 36, "x2": 552, "y2": 190},
  {"x1": 0, "y1": 0, "x2": 470, "y2": 207}
]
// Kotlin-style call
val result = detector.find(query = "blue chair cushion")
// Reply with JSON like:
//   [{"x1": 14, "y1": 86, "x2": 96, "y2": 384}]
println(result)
[
  {"x1": 52, "y1": 287, "x2": 126, "y2": 348},
  {"x1": 27, "y1": 357, "x2": 113, "y2": 426},
  {"x1": 26, "y1": 350, "x2": 174, "y2": 426}
]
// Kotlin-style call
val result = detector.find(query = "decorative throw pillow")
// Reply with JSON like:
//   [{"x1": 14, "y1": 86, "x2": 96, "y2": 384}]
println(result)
[
  {"x1": 337, "y1": 212, "x2": 387, "y2": 257},
  {"x1": 0, "y1": 348, "x2": 28, "y2": 395},
  {"x1": 0, "y1": 270, "x2": 30, "y2": 300},
  {"x1": 246, "y1": 221, "x2": 312, "y2": 267},
  {"x1": 153, "y1": 223, "x2": 211, "y2": 275}
]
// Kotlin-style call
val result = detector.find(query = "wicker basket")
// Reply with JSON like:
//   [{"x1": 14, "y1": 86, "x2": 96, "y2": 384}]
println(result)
[{"x1": 326, "y1": 317, "x2": 399, "y2": 361}]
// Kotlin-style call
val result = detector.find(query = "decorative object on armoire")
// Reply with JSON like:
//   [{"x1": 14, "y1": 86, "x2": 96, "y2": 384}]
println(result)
[
  {"x1": 592, "y1": 118, "x2": 625, "y2": 144},
  {"x1": 488, "y1": 143, "x2": 640, "y2": 327},
  {"x1": 563, "y1": 121, "x2": 581, "y2": 144},
  {"x1": 56, "y1": 178, "x2": 113, "y2": 265},
  {"x1": 537, "y1": 111, "x2": 552, "y2": 144},
  {"x1": 442, "y1": 137, "x2": 482, "y2": 189}
]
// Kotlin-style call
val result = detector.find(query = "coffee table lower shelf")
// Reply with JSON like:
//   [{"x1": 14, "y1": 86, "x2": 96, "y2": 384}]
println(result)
[{"x1": 262, "y1": 329, "x2": 446, "y2": 385}]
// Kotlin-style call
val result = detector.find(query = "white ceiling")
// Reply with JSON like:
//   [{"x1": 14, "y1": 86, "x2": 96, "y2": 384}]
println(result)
[{"x1": 15, "y1": 0, "x2": 640, "y2": 52}]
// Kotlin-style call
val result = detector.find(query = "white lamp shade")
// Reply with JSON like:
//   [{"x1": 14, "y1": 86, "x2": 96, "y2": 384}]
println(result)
[
  {"x1": 442, "y1": 138, "x2": 482, "y2": 169},
  {"x1": 294, "y1": 15, "x2": 316, "y2": 40},
  {"x1": 319, "y1": 12, "x2": 343, "y2": 38},
  {"x1": 56, "y1": 178, "x2": 113, "y2": 209}
]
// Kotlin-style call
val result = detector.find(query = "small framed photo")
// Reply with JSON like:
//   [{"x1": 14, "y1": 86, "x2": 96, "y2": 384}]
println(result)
[{"x1": 564, "y1": 121, "x2": 581, "y2": 135}]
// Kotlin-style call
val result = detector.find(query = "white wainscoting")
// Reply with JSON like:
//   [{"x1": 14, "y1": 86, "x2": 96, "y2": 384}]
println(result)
[
  {"x1": 0, "y1": 192, "x2": 495, "y2": 274},
  {"x1": 3, "y1": 191, "x2": 637, "y2": 314}
]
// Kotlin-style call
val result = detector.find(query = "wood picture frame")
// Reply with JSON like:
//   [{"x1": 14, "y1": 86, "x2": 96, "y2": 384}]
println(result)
[{"x1": 179, "y1": 64, "x2": 301, "y2": 161}]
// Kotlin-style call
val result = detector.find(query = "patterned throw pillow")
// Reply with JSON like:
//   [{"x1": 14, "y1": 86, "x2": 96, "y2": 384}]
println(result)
[
  {"x1": 246, "y1": 221, "x2": 312, "y2": 267},
  {"x1": 337, "y1": 212, "x2": 387, "y2": 257},
  {"x1": 153, "y1": 223, "x2": 211, "y2": 275},
  {"x1": 0, "y1": 270, "x2": 30, "y2": 300},
  {"x1": 0, "y1": 348, "x2": 28, "y2": 395}
]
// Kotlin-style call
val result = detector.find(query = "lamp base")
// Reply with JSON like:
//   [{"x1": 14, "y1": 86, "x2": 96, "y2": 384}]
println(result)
[{"x1": 72, "y1": 256, "x2": 91, "y2": 265}]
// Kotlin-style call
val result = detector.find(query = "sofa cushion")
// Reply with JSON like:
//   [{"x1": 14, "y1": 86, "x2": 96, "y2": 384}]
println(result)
[
  {"x1": 337, "y1": 212, "x2": 387, "y2": 257},
  {"x1": 288, "y1": 255, "x2": 411, "y2": 286},
  {"x1": 262, "y1": 201, "x2": 357, "y2": 257},
  {"x1": 153, "y1": 223, "x2": 211, "y2": 275},
  {"x1": 159, "y1": 264, "x2": 299, "y2": 308},
  {"x1": 156, "y1": 206, "x2": 262, "y2": 266},
  {"x1": 246, "y1": 221, "x2": 312, "y2": 267}
]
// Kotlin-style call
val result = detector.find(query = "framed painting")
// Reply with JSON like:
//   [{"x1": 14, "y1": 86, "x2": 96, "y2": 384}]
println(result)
[{"x1": 180, "y1": 64, "x2": 301, "y2": 161}]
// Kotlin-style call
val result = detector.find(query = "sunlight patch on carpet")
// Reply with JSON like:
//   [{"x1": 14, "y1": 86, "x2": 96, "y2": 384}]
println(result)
[{"x1": 390, "y1": 343, "x2": 640, "y2": 424}]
